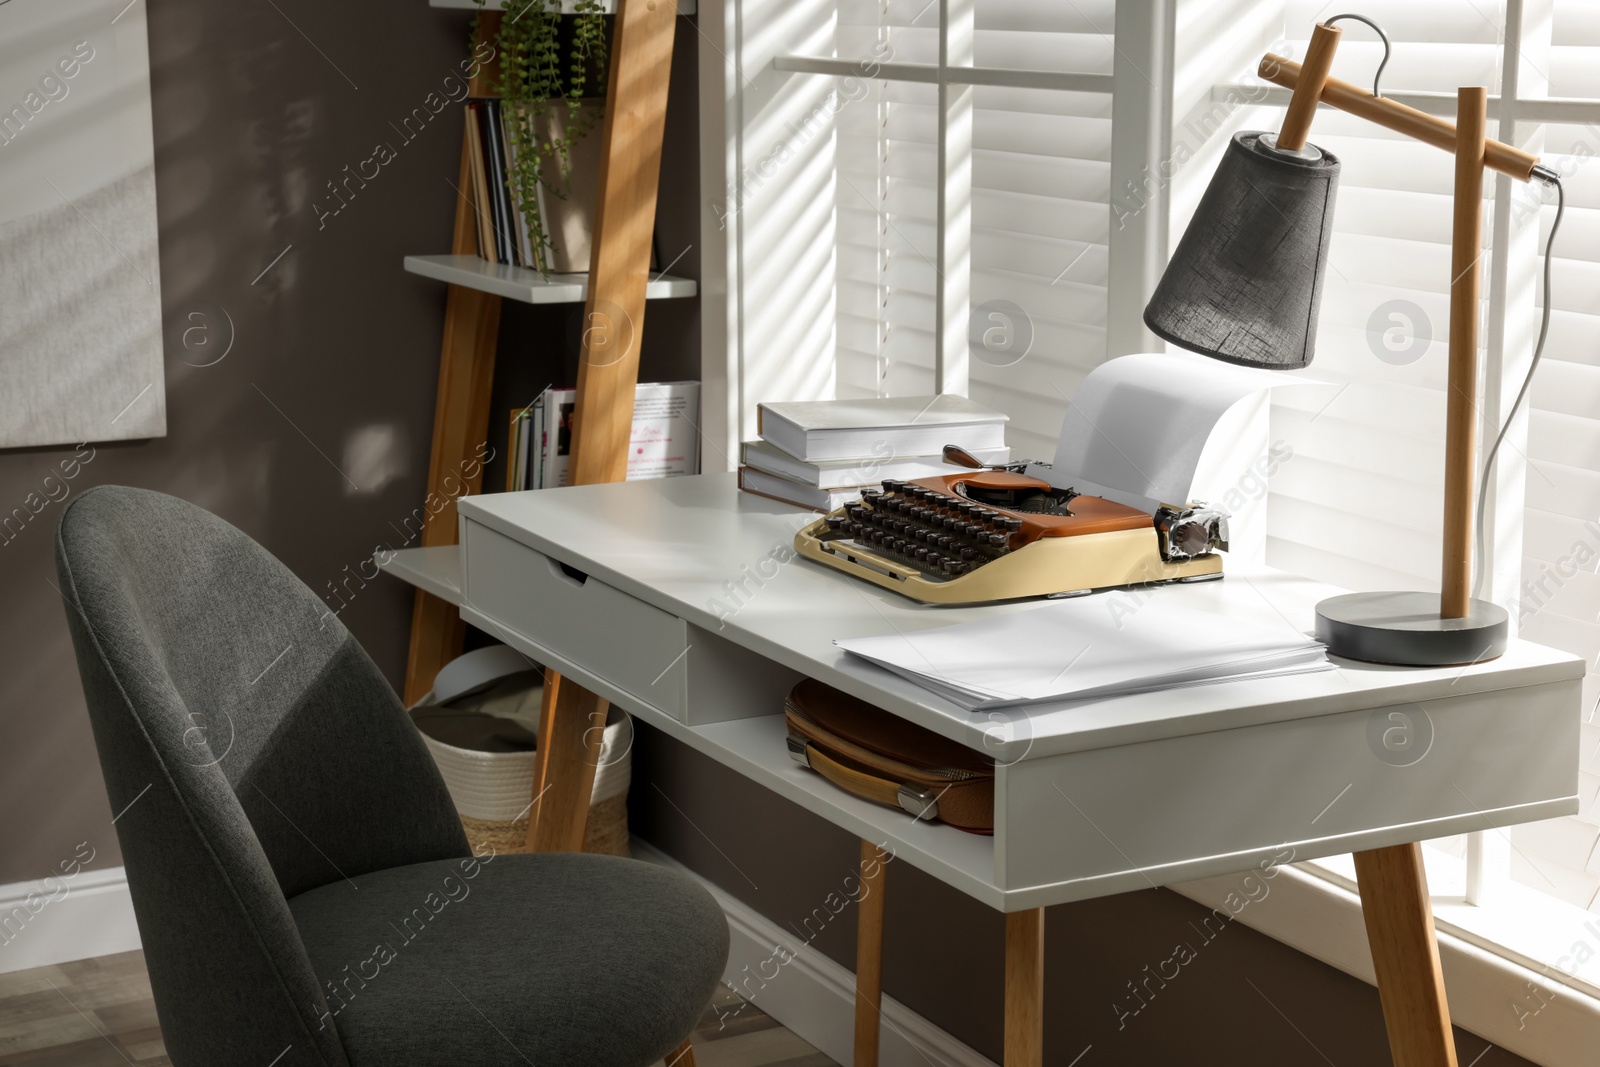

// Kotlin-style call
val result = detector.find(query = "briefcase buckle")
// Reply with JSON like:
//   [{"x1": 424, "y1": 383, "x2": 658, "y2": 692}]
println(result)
[{"x1": 897, "y1": 783, "x2": 939, "y2": 821}]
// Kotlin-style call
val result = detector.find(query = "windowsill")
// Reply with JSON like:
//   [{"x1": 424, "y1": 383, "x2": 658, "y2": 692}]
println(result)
[
  {"x1": 1308, "y1": 851, "x2": 1600, "y2": 1003},
  {"x1": 1173, "y1": 859, "x2": 1600, "y2": 1066}
]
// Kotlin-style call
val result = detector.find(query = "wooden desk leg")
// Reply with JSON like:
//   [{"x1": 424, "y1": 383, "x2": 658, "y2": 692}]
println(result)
[
  {"x1": 1004, "y1": 908, "x2": 1044, "y2": 1067},
  {"x1": 666, "y1": 1036, "x2": 696, "y2": 1066},
  {"x1": 1354, "y1": 843, "x2": 1459, "y2": 1067},
  {"x1": 523, "y1": 670, "x2": 606, "y2": 853},
  {"x1": 854, "y1": 838, "x2": 888, "y2": 1067}
]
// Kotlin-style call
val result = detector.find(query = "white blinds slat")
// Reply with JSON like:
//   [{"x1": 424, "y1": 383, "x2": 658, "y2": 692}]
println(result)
[{"x1": 974, "y1": 0, "x2": 1115, "y2": 33}]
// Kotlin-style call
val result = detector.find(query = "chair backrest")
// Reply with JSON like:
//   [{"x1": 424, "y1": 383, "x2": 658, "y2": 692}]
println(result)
[{"x1": 55, "y1": 486, "x2": 470, "y2": 1067}]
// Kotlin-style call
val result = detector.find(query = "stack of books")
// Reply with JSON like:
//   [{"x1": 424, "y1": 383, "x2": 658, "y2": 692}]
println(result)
[
  {"x1": 464, "y1": 98, "x2": 532, "y2": 270},
  {"x1": 509, "y1": 382, "x2": 701, "y2": 491},
  {"x1": 739, "y1": 395, "x2": 1010, "y2": 511}
]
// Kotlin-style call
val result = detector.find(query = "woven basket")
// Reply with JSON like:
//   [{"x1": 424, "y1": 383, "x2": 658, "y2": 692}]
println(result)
[
  {"x1": 459, "y1": 792, "x2": 630, "y2": 858},
  {"x1": 410, "y1": 646, "x2": 631, "y2": 857},
  {"x1": 417, "y1": 711, "x2": 632, "y2": 858}
]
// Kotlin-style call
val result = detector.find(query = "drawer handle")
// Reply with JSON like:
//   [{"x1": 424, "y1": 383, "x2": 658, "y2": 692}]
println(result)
[{"x1": 550, "y1": 558, "x2": 590, "y2": 587}]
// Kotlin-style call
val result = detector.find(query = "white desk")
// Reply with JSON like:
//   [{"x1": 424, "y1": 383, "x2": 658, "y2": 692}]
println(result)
[{"x1": 402, "y1": 473, "x2": 1582, "y2": 1066}]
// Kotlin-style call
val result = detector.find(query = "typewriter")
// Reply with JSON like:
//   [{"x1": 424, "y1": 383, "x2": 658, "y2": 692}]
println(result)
[{"x1": 792, "y1": 459, "x2": 1228, "y2": 605}]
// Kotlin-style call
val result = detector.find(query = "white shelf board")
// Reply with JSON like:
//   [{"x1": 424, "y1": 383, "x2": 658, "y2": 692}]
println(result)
[
  {"x1": 457, "y1": 596, "x2": 1006, "y2": 907},
  {"x1": 689, "y1": 712, "x2": 1001, "y2": 905},
  {"x1": 429, "y1": 0, "x2": 695, "y2": 14},
  {"x1": 404, "y1": 254, "x2": 698, "y2": 304},
  {"x1": 378, "y1": 545, "x2": 462, "y2": 606}
]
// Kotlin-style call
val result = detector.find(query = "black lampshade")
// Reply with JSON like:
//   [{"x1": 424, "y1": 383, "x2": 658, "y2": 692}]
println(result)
[{"x1": 1144, "y1": 131, "x2": 1341, "y2": 369}]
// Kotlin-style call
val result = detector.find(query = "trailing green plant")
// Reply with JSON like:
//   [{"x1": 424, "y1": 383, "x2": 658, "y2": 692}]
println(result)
[{"x1": 472, "y1": 0, "x2": 608, "y2": 266}]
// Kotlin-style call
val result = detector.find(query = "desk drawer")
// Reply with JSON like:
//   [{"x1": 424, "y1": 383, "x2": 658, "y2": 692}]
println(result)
[{"x1": 461, "y1": 520, "x2": 688, "y2": 719}]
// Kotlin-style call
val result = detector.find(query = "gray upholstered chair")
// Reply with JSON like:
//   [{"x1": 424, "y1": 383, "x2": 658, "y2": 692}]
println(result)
[{"x1": 55, "y1": 485, "x2": 728, "y2": 1067}]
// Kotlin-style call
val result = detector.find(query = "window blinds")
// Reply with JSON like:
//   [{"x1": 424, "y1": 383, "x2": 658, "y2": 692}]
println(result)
[
  {"x1": 834, "y1": 77, "x2": 940, "y2": 399},
  {"x1": 831, "y1": 0, "x2": 1116, "y2": 462},
  {"x1": 1551, "y1": 2, "x2": 1600, "y2": 100},
  {"x1": 833, "y1": 1, "x2": 938, "y2": 400},
  {"x1": 973, "y1": 0, "x2": 1115, "y2": 73},
  {"x1": 1507, "y1": 0, "x2": 1600, "y2": 908},
  {"x1": 967, "y1": 86, "x2": 1112, "y2": 462}
]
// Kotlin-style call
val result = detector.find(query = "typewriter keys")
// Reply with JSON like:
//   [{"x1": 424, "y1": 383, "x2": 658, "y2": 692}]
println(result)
[{"x1": 823, "y1": 479, "x2": 1022, "y2": 581}]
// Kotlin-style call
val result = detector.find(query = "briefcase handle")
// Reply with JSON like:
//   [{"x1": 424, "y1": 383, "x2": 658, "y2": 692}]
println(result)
[{"x1": 787, "y1": 735, "x2": 941, "y2": 822}]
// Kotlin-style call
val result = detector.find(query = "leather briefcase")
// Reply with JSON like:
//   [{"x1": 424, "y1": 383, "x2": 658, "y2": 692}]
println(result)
[{"x1": 784, "y1": 678, "x2": 995, "y2": 834}]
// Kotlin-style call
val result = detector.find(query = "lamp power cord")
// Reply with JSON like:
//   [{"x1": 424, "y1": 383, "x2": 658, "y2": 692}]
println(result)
[{"x1": 1472, "y1": 167, "x2": 1565, "y2": 600}]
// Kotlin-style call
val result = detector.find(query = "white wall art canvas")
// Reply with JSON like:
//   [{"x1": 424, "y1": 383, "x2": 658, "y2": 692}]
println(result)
[{"x1": 0, "y1": 0, "x2": 165, "y2": 448}]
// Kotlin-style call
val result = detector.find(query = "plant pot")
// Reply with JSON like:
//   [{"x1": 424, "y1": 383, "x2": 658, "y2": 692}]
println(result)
[{"x1": 508, "y1": 98, "x2": 605, "y2": 274}]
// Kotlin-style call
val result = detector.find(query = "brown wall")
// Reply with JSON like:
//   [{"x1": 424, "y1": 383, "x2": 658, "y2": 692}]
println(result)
[
  {"x1": 0, "y1": 3, "x2": 1534, "y2": 1065},
  {"x1": 0, "y1": 0, "x2": 701, "y2": 882}
]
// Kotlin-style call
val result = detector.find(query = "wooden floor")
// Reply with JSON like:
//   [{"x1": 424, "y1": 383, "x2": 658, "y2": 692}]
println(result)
[{"x1": 0, "y1": 951, "x2": 836, "y2": 1067}]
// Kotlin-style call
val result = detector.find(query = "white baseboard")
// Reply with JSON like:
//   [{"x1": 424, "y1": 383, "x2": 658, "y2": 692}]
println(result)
[
  {"x1": 0, "y1": 867, "x2": 140, "y2": 975},
  {"x1": 633, "y1": 840, "x2": 995, "y2": 1067}
]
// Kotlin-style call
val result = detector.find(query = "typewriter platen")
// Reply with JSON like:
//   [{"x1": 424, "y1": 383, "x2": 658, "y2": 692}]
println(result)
[{"x1": 792, "y1": 468, "x2": 1228, "y2": 604}]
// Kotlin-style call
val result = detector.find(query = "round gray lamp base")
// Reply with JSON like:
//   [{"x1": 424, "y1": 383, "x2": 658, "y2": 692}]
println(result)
[{"x1": 1313, "y1": 591, "x2": 1508, "y2": 666}]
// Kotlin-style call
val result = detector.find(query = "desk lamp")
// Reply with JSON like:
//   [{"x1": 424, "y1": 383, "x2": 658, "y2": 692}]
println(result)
[{"x1": 1143, "y1": 16, "x2": 1564, "y2": 666}]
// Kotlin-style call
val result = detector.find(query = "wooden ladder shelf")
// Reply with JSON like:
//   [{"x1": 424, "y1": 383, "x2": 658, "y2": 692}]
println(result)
[{"x1": 403, "y1": 0, "x2": 680, "y2": 853}]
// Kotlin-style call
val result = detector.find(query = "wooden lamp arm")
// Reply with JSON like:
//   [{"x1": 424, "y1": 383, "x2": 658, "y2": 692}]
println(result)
[
  {"x1": 1259, "y1": 52, "x2": 1540, "y2": 181},
  {"x1": 1276, "y1": 22, "x2": 1342, "y2": 151}
]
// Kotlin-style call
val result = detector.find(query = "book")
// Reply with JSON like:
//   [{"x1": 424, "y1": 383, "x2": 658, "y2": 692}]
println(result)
[
  {"x1": 738, "y1": 466, "x2": 868, "y2": 512},
  {"x1": 480, "y1": 100, "x2": 518, "y2": 267},
  {"x1": 498, "y1": 103, "x2": 537, "y2": 269},
  {"x1": 531, "y1": 390, "x2": 556, "y2": 489},
  {"x1": 536, "y1": 381, "x2": 701, "y2": 488},
  {"x1": 742, "y1": 438, "x2": 1012, "y2": 490},
  {"x1": 471, "y1": 101, "x2": 507, "y2": 263},
  {"x1": 464, "y1": 102, "x2": 497, "y2": 263},
  {"x1": 512, "y1": 406, "x2": 539, "y2": 491},
  {"x1": 836, "y1": 598, "x2": 1330, "y2": 712},
  {"x1": 756, "y1": 394, "x2": 1008, "y2": 463},
  {"x1": 480, "y1": 100, "x2": 518, "y2": 266},
  {"x1": 506, "y1": 406, "x2": 524, "y2": 492},
  {"x1": 529, "y1": 399, "x2": 545, "y2": 489}
]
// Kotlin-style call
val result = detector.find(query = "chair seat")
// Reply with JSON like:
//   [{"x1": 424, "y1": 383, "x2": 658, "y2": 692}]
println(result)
[{"x1": 288, "y1": 852, "x2": 728, "y2": 1067}]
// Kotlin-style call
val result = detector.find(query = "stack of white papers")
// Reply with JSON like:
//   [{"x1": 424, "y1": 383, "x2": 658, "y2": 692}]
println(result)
[{"x1": 836, "y1": 598, "x2": 1330, "y2": 711}]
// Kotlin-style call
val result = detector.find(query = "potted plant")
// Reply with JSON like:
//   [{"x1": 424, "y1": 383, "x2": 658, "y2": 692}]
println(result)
[{"x1": 474, "y1": 0, "x2": 609, "y2": 273}]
